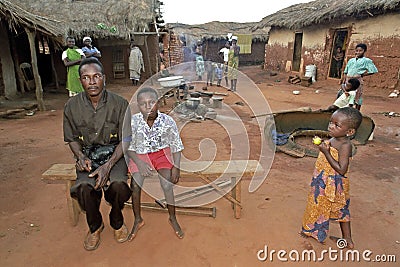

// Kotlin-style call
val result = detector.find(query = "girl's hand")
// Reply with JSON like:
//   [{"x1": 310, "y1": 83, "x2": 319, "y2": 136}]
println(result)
[{"x1": 319, "y1": 141, "x2": 331, "y2": 154}]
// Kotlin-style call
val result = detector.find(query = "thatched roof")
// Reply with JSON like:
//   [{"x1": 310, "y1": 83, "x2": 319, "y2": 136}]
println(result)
[
  {"x1": 0, "y1": 0, "x2": 63, "y2": 43},
  {"x1": 11, "y1": 0, "x2": 161, "y2": 40},
  {"x1": 167, "y1": 21, "x2": 270, "y2": 42},
  {"x1": 253, "y1": 0, "x2": 400, "y2": 31}
]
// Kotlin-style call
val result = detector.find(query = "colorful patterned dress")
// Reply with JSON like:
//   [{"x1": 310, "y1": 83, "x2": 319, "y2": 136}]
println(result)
[
  {"x1": 301, "y1": 145, "x2": 350, "y2": 243},
  {"x1": 227, "y1": 48, "x2": 239, "y2": 80}
]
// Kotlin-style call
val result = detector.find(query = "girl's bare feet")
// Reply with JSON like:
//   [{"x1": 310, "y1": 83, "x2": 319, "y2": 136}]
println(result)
[{"x1": 329, "y1": 236, "x2": 354, "y2": 249}]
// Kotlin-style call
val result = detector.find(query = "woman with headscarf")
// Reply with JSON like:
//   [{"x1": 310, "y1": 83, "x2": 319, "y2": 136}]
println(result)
[
  {"x1": 228, "y1": 36, "x2": 240, "y2": 91},
  {"x1": 128, "y1": 42, "x2": 145, "y2": 86}
]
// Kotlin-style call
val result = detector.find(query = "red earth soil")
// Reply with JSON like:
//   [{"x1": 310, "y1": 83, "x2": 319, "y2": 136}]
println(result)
[{"x1": 0, "y1": 66, "x2": 399, "y2": 266}]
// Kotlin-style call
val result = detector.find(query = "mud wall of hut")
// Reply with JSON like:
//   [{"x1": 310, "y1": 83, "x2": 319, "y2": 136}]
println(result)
[
  {"x1": 238, "y1": 41, "x2": 266, "y2": 66},
  {"x1": 264, "y1": 29, "x2": 294, "y2": 72},
  {"x1": 264, "y1": 13, "x2": 400, "y2": 89},
  {"x1": 345, "y1": 13, "x2": 400, "y2": 89}
]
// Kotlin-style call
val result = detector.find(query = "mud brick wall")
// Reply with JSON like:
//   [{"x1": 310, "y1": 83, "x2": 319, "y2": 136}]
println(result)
[
  {"x1": 346, "y1": 38, "x2": 400, "y2": 89},
  {"x1": 163, "y1": 33, "x2": 183, "y2": 68},
  {"x1": 301, "y1": 44, "x2": 328, "y2": 80},
  {"x1": 264, "y1": 43, "x2": 290, "y2": 72},
  {"x1": 265, "y1": 37, "x2": 400, "y2": 88}
]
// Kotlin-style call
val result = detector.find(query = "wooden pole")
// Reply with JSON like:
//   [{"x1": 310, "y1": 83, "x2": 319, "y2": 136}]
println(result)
[
  {"x1": 251, "y1": 107, "x2": 312, "y2": 118},
  {"x1": 143, "y1": 35, "x2": 154, "y2": 86},
  {"x1": 124, "y1": 201, "x2": 216, "y2": 218},
  {"x1": 144, "y1": 35, "x2": 153, "y2": 76},
  {"x1": 9, "y1": 36, "x2": 26, "y2": 93},
  {"x1": 25, "y1": 28, "x2": 46, "y2": 111},
  {"x1": 49, "y1": 41, "x2": 59, "y2": 89},
  {"x1": 194, "y1": 172, "x2": 242, "y2": 206}
]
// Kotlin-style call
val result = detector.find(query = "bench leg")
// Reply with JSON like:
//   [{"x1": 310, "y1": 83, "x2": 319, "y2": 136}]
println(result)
[
  {"x1": 66, "y1": 180, "x2": 80, "y2": 226},
  {"x1": 231, "y1": 177, "x2": 242, "y2": 219}
]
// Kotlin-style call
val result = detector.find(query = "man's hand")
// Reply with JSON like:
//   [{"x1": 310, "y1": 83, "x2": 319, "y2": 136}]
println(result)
[
  {"x1": 76, "y1": 155, "x2": 92, "y2": 172},
  {"x1": 89, "y1": 162, "x2": 112, "y2": 190}
]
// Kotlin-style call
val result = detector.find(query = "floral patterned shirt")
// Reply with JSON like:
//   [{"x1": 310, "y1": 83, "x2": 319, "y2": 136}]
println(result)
[{"x1": 128, "y1": 111, "x2": 184, "y2": 154}]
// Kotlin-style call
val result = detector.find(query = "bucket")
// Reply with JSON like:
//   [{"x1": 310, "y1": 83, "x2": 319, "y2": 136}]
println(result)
[{"x1": 305, "y1": 65, "x2": 317, "y2": 83}]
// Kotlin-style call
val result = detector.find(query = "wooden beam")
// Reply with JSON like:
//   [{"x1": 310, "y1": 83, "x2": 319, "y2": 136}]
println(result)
[
  {"x1": 131, "y1": 32, "x2": 168, "y2": 35},
  {"x1": 25, "y1": 28, "x2": 46, "y2": 111}
]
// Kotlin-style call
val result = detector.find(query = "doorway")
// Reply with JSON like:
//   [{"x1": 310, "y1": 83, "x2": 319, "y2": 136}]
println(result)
[
  {"x1": 292, "y1": 32, "x2": 303, "y2": 72},
  {"x1": 329, "y1": 29, "x2": 348, "y2": 79}
]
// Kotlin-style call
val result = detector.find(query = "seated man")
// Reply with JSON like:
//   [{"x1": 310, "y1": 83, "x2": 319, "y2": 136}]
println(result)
[
  {"x1": 63, "y1": 57, "x2": 131, "y2": 251},
  {"x1": 321, "y1": 78, "x2": 360, "y2": 112}
]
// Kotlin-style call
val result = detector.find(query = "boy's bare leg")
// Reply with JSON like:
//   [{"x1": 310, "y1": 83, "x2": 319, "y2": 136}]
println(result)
[
  {"x1": 158, "y1": 169, "x2": 184, "y2": 239},
  {"x1": 128, "y1": 174, "x2": 145, "y2": 241}
]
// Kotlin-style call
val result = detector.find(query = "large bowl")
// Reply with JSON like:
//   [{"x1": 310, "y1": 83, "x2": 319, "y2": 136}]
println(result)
[{"x1": 158, "y1": 76, "x2": 184, "y2": 88}]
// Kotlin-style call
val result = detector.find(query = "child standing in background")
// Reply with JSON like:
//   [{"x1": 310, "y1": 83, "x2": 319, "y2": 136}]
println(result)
[
  {"x1": 195, "y1": 51, "x2": 205, "y2": 81},
  {"x1": 341, "y1": 43, "x2": 378, "y2": 110},
  {"x1": 205, "y1": 60, "x2": 216, "y2": 86},
  {"x1": 300, "y1": 107, "x2": 363, "y2": 249},
  {"x1": 215, "y1": 63, "x2": 223, "y2": 87},
  {"x1": 333, "y1": 46, "x2": 344, "y2": 78}
]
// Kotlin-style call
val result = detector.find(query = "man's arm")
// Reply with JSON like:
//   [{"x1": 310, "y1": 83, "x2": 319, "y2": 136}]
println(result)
[
  {"x1": 68, "y1": 141, "x2": 92, "y2": 172},
  {"x1": 234, "y1": 45, "x2": 240, "y2": 56},
  {"x1": 82, "y1": 48, "x2": 101, "y2": 58},
  {"x1": 63, "y1": 54, "x2": 85, "y2": 67}
]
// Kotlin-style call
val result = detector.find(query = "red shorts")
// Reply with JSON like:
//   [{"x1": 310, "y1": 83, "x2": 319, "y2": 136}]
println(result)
[{"x1": 128, "y1": 148, "x2": 173, "y2": 173}]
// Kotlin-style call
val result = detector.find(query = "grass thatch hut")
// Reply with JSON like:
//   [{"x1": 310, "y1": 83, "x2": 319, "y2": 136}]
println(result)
[
  {"x1": 252, "y1": 0, "x2": 400, "y2": 88},
  {"x1": 163, "y1": 21, "x2": 269, "y2": 67},
  {"x1": 0, "y1": 0, "x2": 63, "y2": 109},
  {"x1": 13, "y1": 0, "x2": 164, "y2": 87}
]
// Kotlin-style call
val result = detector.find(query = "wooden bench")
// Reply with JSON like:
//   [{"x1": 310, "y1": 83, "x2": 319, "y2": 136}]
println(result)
[{"x1": 41, "y1": 160, "x2": 263, "y2": 226}]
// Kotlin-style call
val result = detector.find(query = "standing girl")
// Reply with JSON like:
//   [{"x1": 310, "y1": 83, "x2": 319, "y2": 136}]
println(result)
[
  {"x1": 341, "y1": 43, "x2": 378, "y2": 110},
  {"x1": 300, "y1": 107, "x2": 363, "y2": 249}
]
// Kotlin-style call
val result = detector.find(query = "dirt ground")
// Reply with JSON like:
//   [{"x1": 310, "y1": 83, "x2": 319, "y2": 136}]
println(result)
[{"x1": 0, "y1": 66, "x2": 399, "y2": 267}]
